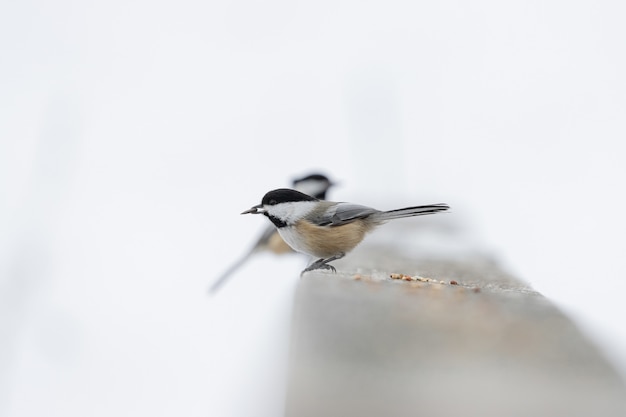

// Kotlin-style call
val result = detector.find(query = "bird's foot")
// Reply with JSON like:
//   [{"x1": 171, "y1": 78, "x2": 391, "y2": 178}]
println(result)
[{"x1": 301, "y1": 260, "x2": 337, "y2": 275}]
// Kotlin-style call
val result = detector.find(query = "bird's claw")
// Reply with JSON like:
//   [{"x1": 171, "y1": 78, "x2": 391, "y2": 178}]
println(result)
[{"x1": 301, "y1": 261, "x2": 337, "y2": 275}]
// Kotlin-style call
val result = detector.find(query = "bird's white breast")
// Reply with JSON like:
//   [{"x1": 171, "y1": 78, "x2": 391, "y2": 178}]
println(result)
[
  {"x1": 276, "y1": 225, "x2": 310, "y2": 254},
  {"x1": 266, "y1": 201, "x2": 321, "y2": 256}
]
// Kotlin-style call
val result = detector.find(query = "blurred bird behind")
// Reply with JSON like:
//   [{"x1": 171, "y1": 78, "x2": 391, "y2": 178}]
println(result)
[{"x1": 209, "y1": 172, "x2": 336, "y2": 293}]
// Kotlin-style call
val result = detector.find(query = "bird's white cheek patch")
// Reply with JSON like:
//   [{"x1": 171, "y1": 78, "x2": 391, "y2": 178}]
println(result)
[{"x1": 267, "y1": 201, "x2": 318, "y2": 224}]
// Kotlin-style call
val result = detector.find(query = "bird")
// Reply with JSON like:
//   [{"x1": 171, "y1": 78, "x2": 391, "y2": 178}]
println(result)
[
  {"x1": 209, "y1": 173, "x2": 336, "y2": 293},
  {"x1": 241, "y1": 188, "x2": 450, "y2": 274}
]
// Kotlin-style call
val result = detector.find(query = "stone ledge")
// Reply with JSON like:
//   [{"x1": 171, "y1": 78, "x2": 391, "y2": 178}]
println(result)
[{"x1": 285, "y1": 248, "x2": 626, "y2": 417}]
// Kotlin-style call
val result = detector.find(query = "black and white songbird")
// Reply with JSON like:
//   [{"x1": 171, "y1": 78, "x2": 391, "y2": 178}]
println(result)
[
  {"x1": 241, "y1": 188, "x2": 449, "y2": 275},
  {"x1": 209, "y1": 173, "x2": 336, "y2": 293}
]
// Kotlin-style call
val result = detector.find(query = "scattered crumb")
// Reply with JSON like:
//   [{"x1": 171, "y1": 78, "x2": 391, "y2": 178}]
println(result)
[
  {"x1": 472, "y1": 287, "x2": 481, "y2": 293},
  {"x1": 415, "y1": 276, "x2": 437, "y2": 283},
  {"x1": 390, "y1": 273, "x2": 414, "y2": 281},
  {"x1": 390, "y1": 273, "x2": 454, "y2": 286},
  {"x1": 353, "y1": 274, "x2": 362, "y2": 280}
]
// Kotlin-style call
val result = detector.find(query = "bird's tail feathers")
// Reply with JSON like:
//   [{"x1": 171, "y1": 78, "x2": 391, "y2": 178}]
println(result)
[
  {"x1": 209, "y1": 248, "x2": 258, "y2": 294},
  {"x1": 374, "y1": 203, "x2": 449, "y2": 221}
]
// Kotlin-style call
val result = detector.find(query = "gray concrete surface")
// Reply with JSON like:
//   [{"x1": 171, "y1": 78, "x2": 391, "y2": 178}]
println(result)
[{"x1": 285, "y1": 245, "x2": 626, "y2": 417}]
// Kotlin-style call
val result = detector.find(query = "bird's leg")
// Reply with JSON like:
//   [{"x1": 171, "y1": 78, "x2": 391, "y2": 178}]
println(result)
[
  {"x1": 302, "y1": 258, "x2": 326, "y2": 273},
  {"x1": 301, "y1": 253, "x2": 345, "y2": 275}
]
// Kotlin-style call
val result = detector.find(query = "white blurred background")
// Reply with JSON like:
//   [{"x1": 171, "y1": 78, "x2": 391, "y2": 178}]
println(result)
[{"x1": 1, "y1": 1, "x2": 625, "y2": 416}]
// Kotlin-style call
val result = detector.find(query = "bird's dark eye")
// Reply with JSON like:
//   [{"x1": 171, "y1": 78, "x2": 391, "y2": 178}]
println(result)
[{"x1": 269, "y1": 199, "x2": 277, "y2": 205}]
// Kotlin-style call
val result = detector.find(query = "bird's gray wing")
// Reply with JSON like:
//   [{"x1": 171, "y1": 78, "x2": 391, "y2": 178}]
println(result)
[{"x1": 311, "y1": 202, "x2": 380, "y2": 226}]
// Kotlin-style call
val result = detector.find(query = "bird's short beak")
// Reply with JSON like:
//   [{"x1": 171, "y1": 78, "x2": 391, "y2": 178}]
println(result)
[{"x1": 241, "y1": 204, "x2": 265, "y2": 215}]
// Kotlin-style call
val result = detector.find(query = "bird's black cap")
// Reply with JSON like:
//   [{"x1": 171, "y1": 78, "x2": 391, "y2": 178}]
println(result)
[
  {"x1": 292, "y1": 173, "x2": 330, "y2": 185},
  {"x1": 261, "y1": 188, "x2": 319, "y2": 206}
]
